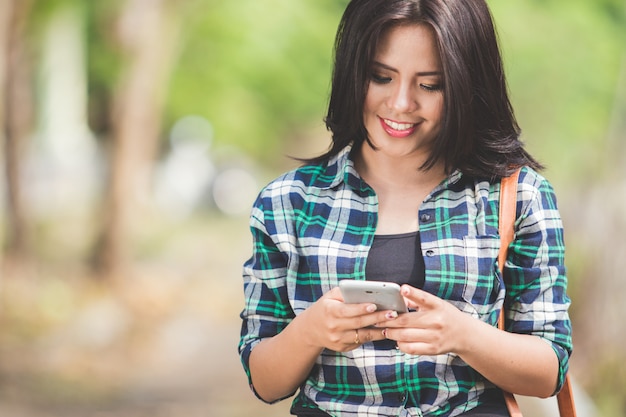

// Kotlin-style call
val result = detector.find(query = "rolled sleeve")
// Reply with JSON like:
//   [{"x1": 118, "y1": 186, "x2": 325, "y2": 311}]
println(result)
[
  {"x1": 238, "y1": 196, "x2": 297, "y2": 402},
  {"x1": 504, "y1": 169, "x2": 573, "y2": 393}
]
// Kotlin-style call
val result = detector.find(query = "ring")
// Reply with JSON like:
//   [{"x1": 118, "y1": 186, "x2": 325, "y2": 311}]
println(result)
[{"x1": 354, "y1": 329, "x2": 360, "y2": 345}]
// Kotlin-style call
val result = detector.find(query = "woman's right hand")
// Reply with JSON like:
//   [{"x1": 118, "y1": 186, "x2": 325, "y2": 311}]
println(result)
[
  {"x1": 249, "y1": 286, "x2": 398, "y2": 402},
  {"x1": 297, "y1": 286, "x2": 398, "y2": 352}
]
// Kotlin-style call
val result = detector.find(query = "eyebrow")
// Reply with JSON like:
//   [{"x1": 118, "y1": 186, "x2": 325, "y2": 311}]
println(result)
[{"x1": 372, "y1": 61, "x2": 442, "y2": 77}]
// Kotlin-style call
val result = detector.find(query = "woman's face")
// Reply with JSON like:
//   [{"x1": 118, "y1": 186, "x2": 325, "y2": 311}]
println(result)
[{"x1": 362, "y1": 24, "x2": 444, "y2": 161}]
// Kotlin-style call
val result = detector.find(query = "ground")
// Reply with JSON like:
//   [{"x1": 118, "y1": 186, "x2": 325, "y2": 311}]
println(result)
[{"x1": 0, "y1": 214, "x2": 292, "y2": 417}]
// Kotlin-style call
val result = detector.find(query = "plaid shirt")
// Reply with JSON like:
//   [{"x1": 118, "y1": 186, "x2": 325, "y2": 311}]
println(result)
[{"x1": 239, "y1": 146, "x2": 572, "y2": 417}]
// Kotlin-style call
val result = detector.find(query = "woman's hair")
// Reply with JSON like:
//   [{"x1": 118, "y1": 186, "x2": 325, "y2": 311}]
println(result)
[{"x1": 310, "y1": 0, "x2": 542, "y2": 178}]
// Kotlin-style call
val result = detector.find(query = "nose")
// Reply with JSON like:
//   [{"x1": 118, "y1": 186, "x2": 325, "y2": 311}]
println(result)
[{"x1": 388, "y1": 81, "x2": 418, "y2": 113}]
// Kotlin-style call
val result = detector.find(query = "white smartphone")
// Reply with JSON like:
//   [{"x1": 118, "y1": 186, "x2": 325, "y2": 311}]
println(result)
[{"x1": 339, "y1": 280, "x2": 408, "y2": 313}]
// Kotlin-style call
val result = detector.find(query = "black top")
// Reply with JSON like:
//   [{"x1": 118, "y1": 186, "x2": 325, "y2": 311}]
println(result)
[{"x1": 365, "y1": 231, "x2": 425, "y2": 288}]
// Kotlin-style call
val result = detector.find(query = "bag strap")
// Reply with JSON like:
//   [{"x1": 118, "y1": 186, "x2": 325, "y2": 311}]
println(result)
[
  {"x1": 557, "y1": 374, "x2": 577, "y2": 417},
  {"x1": 498, "y1": 169, "x2": 523, "y2": 417},
  {"x1": 497, "y1": 170, "x2": 520, "y2": 283},
  {"x1": 497, "y1": 168, "x2": 577, "y2": 417}
]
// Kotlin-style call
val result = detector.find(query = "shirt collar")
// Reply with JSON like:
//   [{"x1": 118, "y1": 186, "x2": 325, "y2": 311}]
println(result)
[
  {"x1": 316, "y1": 144, "x2": 465, "y2": 193},
  {"x1": 440, "y1": 169, "x2": 463, "y2": 188},
  {"x1": 316, "y1": 144, "x2": 371, "y2": 193}
]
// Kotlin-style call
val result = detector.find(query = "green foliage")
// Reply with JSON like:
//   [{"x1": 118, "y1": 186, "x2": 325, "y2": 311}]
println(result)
[
  {"x1": 166, "y1": 0, "x2": 348, "y2": 163},
  {"x1": 489, "y1": 0, "x2": 625, "y2": 183}
]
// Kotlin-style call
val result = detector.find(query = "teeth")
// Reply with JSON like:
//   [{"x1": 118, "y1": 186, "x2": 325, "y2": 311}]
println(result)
[{"x1": 384, "y1": 119, "x2": 414, "y2": 131}]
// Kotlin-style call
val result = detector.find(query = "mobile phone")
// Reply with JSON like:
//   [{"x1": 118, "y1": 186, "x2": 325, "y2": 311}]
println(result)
[{"x1": 339, "y1": 280, "x2": 408, "y2": 313}]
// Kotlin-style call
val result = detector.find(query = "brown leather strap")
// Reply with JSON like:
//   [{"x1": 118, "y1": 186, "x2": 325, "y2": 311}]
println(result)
[
  {"x1": 497, "y1": 168, "x2": 577, "y2": 417},
  {"x1": 557, "y1": 374, "x2": 578, "y2": 417},
  {"x1": 503, "y1": 391, "x2": 523, "y2": 417},
  {"x1": 498, "y1": 169, "x2": 523, "y2": 416},
  {"x1": 497, "y1": 170, "x2": 520, "y2": 280}
]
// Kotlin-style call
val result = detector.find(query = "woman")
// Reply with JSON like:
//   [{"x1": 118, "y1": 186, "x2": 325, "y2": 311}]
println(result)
[{"x1": 239, "y1": 0, "x2": 572, "y2": 416}]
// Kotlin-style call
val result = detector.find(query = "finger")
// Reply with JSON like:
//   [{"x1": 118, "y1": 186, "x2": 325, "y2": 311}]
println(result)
[
  {"x1": 401, "y1": 285, "x2": 441, "y2": 310},
  {"x1": 353, "y1": 329, "x2": 361, "y2": 345},
  {"x1": 383, "y1": 326, "x2": 430, "y2": 342},
  {"x1": 335, "y1": 329, "x2": 364, "y2": 352},
  {"x1": 396, "y1": 340, "x2": 440, "y2": 356},
  {"x1": 340, "y1": 302, "x2": 379, "y2": 320},
  {"x1": 352, "y1": 326, "x2": 387, "y2": 345},
  {"x1": 326, "y1": 286, "x2": 377, "y2": 316},
  {"x1": 375, "y1": 310, "x2": 417, "y2": 329},
  {"x1": 355, "y1": 309, "x2": 400, "y2": 329},
  {"x1": 382, "y1": 327, "x2": 442, "y2": 353}
]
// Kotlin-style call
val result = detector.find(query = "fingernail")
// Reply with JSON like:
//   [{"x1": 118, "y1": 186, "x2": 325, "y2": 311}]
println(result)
[
  {"x1": 366, "y1": 304, "x2": 377, "y2": 313},
  {"x1": 382, "y1": 328, "x2": 387, "y2": 338},
  {"x1": 386, "y1": 311, "x2": 398, "y2": 320}
]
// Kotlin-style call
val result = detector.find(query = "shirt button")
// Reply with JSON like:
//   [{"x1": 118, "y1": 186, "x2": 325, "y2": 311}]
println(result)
[
  {"x1": 398, "y1": 393, "x2": 407, "y2": 403},
  {"x1": 425, "y1": 250, "x2": 435, "y2": 257},
  {"x1": 420, "y1": 213, "x2": 431, "y2": 223}
]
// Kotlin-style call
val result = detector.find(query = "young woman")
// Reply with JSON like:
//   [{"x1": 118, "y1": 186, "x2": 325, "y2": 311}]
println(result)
[{"x1": 239, "y1": 1, "x2": 572, "y2": 416}]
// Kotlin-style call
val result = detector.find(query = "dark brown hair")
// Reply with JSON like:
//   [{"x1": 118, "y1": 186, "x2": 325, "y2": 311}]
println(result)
[{"x1": 310, "y1": 0, "x2": 542, "y2": 178}]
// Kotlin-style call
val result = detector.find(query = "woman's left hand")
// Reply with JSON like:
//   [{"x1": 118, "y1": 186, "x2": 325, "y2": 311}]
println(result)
[
  {"x1": 379, "y1": 284, "x2": 470, "y2": 356},
  {"x1": 381, "y1": 284, "x2": 559, "y2": 397}
]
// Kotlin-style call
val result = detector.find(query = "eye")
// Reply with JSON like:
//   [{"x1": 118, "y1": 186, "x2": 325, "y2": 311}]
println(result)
[
  {"x1": 371, "y1": 73, "x2": 392, "y2": 84},
  {"x1": 420, "y1": 83, "x2": 443, "y2": 92}
]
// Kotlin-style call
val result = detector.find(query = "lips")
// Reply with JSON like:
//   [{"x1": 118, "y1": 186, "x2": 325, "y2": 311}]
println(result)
[{"x1": 379, "y1": 117, "x2": 418, "y2": 138}]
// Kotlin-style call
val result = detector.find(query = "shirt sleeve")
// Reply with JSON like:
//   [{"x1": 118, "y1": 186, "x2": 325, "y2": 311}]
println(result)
[
  {"x1": 503, "y1": 168, "x2": 573, "y2": 394},
  {"x1": 238, "y1": 191, "x2": 297, "y2": 403}
]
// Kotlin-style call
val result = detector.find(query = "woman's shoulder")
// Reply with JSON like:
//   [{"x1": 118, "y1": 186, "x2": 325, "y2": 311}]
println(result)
[
  {"x1": 516, "y1": 166, "x2": 557, "y2": 197},
  {"x1": 461, "y1": 166, "x2": 556, "y2": 205},
  {"x1": 511, "y1": 166, "x2": 562, "y2": 221},
  {"x1": 258, "y1": 148, "x2": 351, "y2": 199},
  {"x1": 260, "y1": 161, "x2": 333, "y2": 195},
  {"x1": 252, "y1": 160, "x2": 343, "y2": 215}
]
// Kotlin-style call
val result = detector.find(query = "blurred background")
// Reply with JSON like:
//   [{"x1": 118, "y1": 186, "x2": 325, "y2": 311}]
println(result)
[{"x1": 0, "y1": 0, "x2": 624, "y2": 416}]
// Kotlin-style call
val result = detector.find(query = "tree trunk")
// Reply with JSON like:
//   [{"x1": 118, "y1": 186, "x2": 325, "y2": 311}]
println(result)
[
  {"x1": 93, "y1": 0, "x2": 181, "y2": 278},
  {"x1": 1, "y1": 0, "x2": 34, "y2": 267}
]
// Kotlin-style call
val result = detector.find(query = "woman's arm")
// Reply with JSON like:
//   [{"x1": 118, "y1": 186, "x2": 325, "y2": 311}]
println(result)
[
  {"x1": 247, "y1": 287, "x2": 394, "y2": 402},
  {"x1": 454, "y1": 309, "x2": 559, "y2": 397},
  {"x1": 247, "y1": 309, "x2": 325, "y2": 402},
  {"x1": 383, "y1": 286, "x2": 559, "y2": 397}
]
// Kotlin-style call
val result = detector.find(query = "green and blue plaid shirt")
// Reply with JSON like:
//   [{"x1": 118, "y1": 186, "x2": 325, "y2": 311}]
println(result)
[{"x1": 239, "y1": 146, "x2": 572, "y2": 417}]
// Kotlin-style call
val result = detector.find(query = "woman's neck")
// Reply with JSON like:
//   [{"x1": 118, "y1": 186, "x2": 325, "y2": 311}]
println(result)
[
  {"x1": 353, "y1": 147, "x2": 447, "y2": 235},
  {"x1": 354, "y1": 146, "x2": 446, "y2": 192}
]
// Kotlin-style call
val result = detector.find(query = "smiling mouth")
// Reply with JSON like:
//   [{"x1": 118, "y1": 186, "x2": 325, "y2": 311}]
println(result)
[
  {"x1": 379, "y1": 117, "x2": 418, "y2": 138},
  {"x1": 383, "y1": 118, "x2": 416, "y2": 131}
]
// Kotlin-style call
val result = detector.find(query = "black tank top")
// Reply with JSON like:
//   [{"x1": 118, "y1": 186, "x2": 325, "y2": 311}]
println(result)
[{"x1": 365, "y1": 231, "x2": 425, "y2": 287}]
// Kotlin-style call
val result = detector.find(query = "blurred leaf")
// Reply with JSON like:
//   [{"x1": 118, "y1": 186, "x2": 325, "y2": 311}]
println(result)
[
  {"x1": 490, "y1": 0, "x2": 625, "y2": 182},
  {"x1": 166, "y1": 0, "x2": 348, "y2": 163}
]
